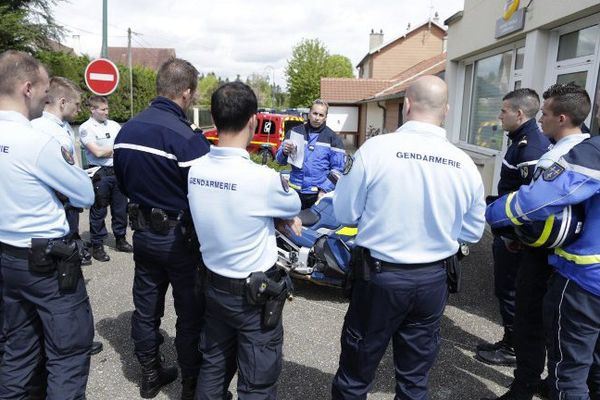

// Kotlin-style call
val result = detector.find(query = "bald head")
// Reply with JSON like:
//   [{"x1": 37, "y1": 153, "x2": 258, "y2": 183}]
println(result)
[{"x1": 403, "y1": 75, "x2": 448, "y2": 125}]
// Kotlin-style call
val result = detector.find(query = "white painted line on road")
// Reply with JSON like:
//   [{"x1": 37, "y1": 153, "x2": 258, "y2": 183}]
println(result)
[{"x1": 89, "y1": 73, "x2": 115, "y2": 82}]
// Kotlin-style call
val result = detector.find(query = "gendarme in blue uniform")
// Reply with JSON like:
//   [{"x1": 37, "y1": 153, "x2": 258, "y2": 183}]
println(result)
[
  {"x1": 32, "y1": 112, "x2": 84, "y2": 237},
  {"x1": 188, "y1": 145, "x2": 300, "y2": 398},
  {"x1": 487, "y1": 136, "x2": 600, "y2": 399},
  {"x1": 115, "y1": 97, "x2": 210, "y2": 211},
  {"x1": 80, "y1": 116, "x2": 129, "y2": 252},
  {"x1": 79, "y1": 116, "x2": 120, "y2": 167},
  {"x1": 32, "y1": 111, "x2": 76, "y2": 156},
  {"x1": 477, "y1": 117, "x2": 550, "y2": 367},
  {"x1": 113, "y1": 96, "x2": 210, "y2": 383},
  {"x1": 275, "y1": 122, "x2": 345, "y2": 194},
  {"x1": 0, "y1": 110, "x2": 95, "y2": 400},
  {"x1": 331, "y1": 120, "x2": 486, "y2": 399},
  {"x1": 503, "y1": 130, "x2": 589, "y2": 392},
  {"x1": 499, "y1": 118, "x2": 550, "y2": 195}
]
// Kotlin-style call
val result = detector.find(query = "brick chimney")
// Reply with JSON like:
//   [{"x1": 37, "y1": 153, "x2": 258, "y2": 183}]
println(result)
[{"x1": 369, "y1": 29, "x2": 384, "y2": 51}]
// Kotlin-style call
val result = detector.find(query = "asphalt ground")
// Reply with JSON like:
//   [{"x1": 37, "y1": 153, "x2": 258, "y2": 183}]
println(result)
[{"x1": 80, "y1": 214, "x2": 545, "y2": 400}]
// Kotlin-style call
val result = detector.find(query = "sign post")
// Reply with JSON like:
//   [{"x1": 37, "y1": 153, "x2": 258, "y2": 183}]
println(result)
[{"x1": 84, "y1": 58, "x2": 120, "y2": 96}]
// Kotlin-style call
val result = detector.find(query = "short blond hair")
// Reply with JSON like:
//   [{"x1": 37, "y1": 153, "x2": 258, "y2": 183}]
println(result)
[{"x1": 47, "y1": 76, "x2": 81, "y2": 105}]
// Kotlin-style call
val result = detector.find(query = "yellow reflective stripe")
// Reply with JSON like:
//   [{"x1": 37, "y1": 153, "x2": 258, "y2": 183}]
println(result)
[
  {"x1": 505, "y1": 192, "x2": 523, "y2": 226},
  {"x1": 250, "y1": 141, "x2": 276, "y2": 145},
  {"x1": 336, "y1": 227, "x2": 358, "y2": 236},
  {"x1": 288, "y1": 182, "x2": 301, "y2": 190},
  {"x1": 530, "y1": 214, "x2": 554, "y2": 247},
  {"x1": 555, "y1": 248, "x2": 600, "y2": 265}
]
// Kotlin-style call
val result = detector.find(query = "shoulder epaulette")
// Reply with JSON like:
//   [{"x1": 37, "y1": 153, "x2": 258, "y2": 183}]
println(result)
[{"x1": 517, "y1": 137, "x2": 528, "y2": 147}]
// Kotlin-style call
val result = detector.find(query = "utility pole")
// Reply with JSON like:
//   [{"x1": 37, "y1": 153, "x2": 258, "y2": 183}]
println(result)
[
  {"x1": 101, "y1": 0, "x2": 108, "y2": 57},
  {"x1": 128, "y1": 27, "x2": 133, "y2": 118}
]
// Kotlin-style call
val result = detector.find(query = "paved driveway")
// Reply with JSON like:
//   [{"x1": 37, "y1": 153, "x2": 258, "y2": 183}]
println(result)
[{"x1": 80, "y1": 219, "x2": 543, "y2": 399}]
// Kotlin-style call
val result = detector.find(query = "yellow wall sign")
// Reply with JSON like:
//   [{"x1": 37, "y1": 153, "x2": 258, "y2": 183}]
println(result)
[{"x1": 503, "y1": 0, "x2": 520, "y2": 21}]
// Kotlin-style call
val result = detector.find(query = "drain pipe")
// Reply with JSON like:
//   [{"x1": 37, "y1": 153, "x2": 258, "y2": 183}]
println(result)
[{"x1": 377, "y1": 101, "x2": 387, "y2": 133}]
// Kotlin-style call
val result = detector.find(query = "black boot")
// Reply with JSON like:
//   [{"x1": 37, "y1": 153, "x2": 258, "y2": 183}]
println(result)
[
  {"x1": 180, "y1": 376, "x2": 197, "y2": 400},
  {"x1": 91, "y1": 341, "x2": 103, "y2": 355},
  {"x1": 138, "y1": 354, "x2": 178, "y2": 399},
  {"x1": 476, "y1": 331, "x2": 516, "y2": 366},
  {"x1": 116, "y1": 236, "x2": 133, "y2": 253},
  {"x1": 535, "y1": 378, "x2": 549, "y2": 400},
  {"x1": 92, "y1": 244, "x2": 110, "y2": 262},
  {"x1": 481, "y1": 380, "x2": 537, "y2": 400},
  {"x1": 81, "y1": 245, "x2": 92, "y2": 266}
]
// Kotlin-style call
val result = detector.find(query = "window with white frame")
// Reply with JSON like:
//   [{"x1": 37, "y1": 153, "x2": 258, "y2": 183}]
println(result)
[
  {"x1": 460, "y1": 45, "x2": 523, "y2": 151},
  {"x1": 545, "y1": 16, "x2": 600, "y2": 132}
]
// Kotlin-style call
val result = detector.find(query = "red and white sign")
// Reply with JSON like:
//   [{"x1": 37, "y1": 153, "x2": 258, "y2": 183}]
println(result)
[{"x1": 84, "y1": 58, "x2": 120, "y2": 96}]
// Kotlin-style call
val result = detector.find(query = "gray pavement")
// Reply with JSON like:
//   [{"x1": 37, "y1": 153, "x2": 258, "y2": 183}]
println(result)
[{"x1": 81, "y1": 218, "x2": 542, "y2": 400}]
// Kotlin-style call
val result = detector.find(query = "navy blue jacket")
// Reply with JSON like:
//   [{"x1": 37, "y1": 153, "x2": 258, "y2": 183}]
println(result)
[
  {"x1": 113, "y1": 96, "x2": 210, "y2": 212},
  {"x1": 497, "y1": 118, "x2": 551, "y2": 195},
  {"x1": 275, "y1": 123, "x2": 345, "y2": 193}
]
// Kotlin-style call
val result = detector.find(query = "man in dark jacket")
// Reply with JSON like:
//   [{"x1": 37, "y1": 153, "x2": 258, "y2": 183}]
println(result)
[
  {"x1": 476, "y1": 88, "x2": 550, "y2": 367},
  {"x1": 113, "y1": 58, "x2": 210, "y2": 400}
]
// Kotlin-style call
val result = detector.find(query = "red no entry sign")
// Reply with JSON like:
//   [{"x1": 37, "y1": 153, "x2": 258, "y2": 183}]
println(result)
[{"x1": 84, "y1": 58, "x2": 120, "y2": 96}]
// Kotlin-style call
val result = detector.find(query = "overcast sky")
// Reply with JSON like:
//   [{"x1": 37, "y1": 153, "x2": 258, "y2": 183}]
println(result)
[{"x1": 53, "y1": 0, "x2": 464, "y2": 87}]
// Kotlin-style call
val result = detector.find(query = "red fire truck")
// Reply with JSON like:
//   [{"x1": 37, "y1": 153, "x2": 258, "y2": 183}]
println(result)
[{"x1": 203, "y1": 112, "x2": 304, "y2": 162}]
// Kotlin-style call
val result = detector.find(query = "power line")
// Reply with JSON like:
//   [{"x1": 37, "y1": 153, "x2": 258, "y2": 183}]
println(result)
[{"x1": 56, "y1": 19, "x2": 126, "y2": 38}]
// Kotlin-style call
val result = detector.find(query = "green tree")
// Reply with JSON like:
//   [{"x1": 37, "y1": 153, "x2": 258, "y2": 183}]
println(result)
[
  {"x1": 286, "y1": 39, "x2": 354, "y2": 107},
  {"x1": 325, "y1": 54, "x2": 354, "y2": 78},
  {"x1": 0, "y1": 0, "x2": 64, "y2": 52},
  {"x1": 246, "y1": 73, "x2": 273, "y2": 108},
  {"x1": 285, "y1": 38, "x2": 329, "y2": 108},
  {"x1": 196, "y1": 72, "x2": 220, "y2": 107},
  {"x1": 38, "y1": 50, "x2": 158, "y2": 123},
  {"x1": 37, "y1": 50, "x2": 90, "y2": 87}
]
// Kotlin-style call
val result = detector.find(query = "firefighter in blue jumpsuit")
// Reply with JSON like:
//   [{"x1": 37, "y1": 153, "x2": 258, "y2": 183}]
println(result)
[
  {"x1": 275, "y1": 99, "x2": 345, "y2": 209},
  {"x1": 476, "y1": 89, "x2": 551, "y2": 367},
  {"x1": 486, "y1": 112, "x2": 600, "y2": 400},
  {"x1": 113, "y1": 58, "x2": 210, "y2": 399},
  {"x1": 188, "y1": 82, "x2": 301, "y2": 400},
  {"x1": 331, "y1": 75, "x2": 486, "y2": 400},
  {"x1": 0, "y1": 50, "x2": 95, "y2": 400}
]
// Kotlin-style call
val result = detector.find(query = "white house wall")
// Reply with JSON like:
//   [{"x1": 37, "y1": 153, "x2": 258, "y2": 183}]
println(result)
[
  {"x1": 366, "y1": 103, "x2": 384, "y2": 136},
  {"x1": 446, "y1": 0, "x2": 600, "y2": 61},
  {"x1": 327, "y1": 106, "x2": 359, "y2": 133},
  {"x1": 446, "y1": 0, "x2": 600, "y2": 196}
]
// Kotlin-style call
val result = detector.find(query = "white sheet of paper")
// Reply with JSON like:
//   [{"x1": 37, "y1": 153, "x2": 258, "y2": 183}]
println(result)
[{"x1": 288, "y1": 131, "x2": 305, "y2": 169}]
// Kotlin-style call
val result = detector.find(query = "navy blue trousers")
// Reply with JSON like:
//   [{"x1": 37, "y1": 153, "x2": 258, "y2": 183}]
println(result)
[
  {"x1": 65, "y1": 207, "x2": 81, "y2": 237},
  {"x1": 513, "y1": 248, "x2": 552, "y2": 385},
  {"x1": 331, "y1": 262, "x2": 448, "y2": 400},
  {"x1": 298, "y1": 192, "x2": 319, "y2": 210},
  {"x1": 196, "y1": 278, "x2": 283, "y2": 400},
  {"x1": 0, "y1": 247, "x2": 93, "y2": 400},
  {"x1": 89, "y1": 172, "x2": 127, "y2": 246},
  {"x1": 131, "y1": 228, "x2": 203, "y2": 378},
  {"x1": 492, "y1": 236, "x2": 522, "y2": 338},
  {"x1": 544, "y1": 273, "x2": 600, "y2": 400}
]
